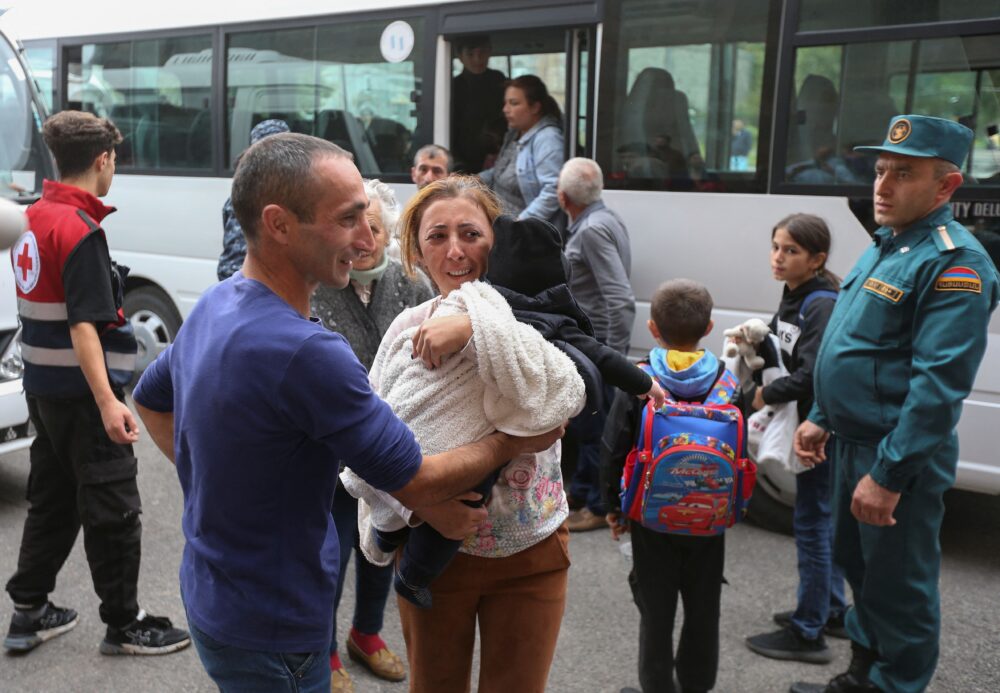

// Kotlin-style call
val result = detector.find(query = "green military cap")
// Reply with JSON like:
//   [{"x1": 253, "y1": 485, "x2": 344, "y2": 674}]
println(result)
[{"x1": 854, "y1": 114, "x2": 973, "y2": 168}]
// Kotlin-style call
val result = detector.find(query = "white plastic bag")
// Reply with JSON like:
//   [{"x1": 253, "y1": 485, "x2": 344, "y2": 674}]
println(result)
[{"x1": 747, "y1": 335, "x2": 809, "y2": 474}]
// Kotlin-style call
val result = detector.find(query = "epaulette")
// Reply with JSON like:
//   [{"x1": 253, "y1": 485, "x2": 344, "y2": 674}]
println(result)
[{"x1": 930, "y1": 223, "x2": 969, "y2": 254}]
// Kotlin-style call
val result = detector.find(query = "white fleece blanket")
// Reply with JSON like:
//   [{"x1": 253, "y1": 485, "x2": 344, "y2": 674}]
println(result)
[{"x1": 341, "y1": 281, "x2": 585, "y2": 563}]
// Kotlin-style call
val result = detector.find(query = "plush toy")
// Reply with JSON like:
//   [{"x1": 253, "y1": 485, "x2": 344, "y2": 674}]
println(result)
[
  {"x1": 0, "y1": 197, "x2": 27, "y2": 251},
  {"x1": 722, "y1": 318, "x2": 770, "y2": 371}
]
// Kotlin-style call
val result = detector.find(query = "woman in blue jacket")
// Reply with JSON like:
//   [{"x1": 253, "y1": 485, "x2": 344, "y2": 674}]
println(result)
[{"x1": 479, "y1": 74, "x2": 565, "y2": 224}]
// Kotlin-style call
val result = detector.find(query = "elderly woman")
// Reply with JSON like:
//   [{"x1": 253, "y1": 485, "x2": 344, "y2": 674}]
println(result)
[
  {"x1": 311, "y1": 179, "x2": 434, "y2": 692},
  {"x1": 479, "y1": 75, "x2": 565, "y2": 224},
  {"x1": 343, "y1": 177, "x2": 583, "y2": 693}
]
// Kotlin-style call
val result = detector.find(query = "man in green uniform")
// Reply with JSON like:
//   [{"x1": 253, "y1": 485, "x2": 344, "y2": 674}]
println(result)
[{"x1": 791, "y1": 115, "x2": 998, "y2": 693}]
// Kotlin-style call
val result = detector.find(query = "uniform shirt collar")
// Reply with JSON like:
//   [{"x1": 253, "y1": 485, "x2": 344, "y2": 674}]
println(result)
[
  {"x1": 41, "y1": 179, "x2": 116, "y2": 223},
  {"x1": 874, "y1": 204, "x2": 953, "y2": 249}
]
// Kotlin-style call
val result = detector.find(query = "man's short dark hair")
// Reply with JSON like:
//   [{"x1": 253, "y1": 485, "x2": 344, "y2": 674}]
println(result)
[
  {"x1": 413, "y1": 144, "x2": 452, "y2": 170},
  {"x1": 650, "y1": 279, "x2": 714, "y2": 347},
  {"x1": 455, "y1": 34, "x2": 491, "y2": 53},
  {"x1": 42, "y1": 111, "x2": 122, "y2": 179},
  {"x1": 231, "y1": 133, "x2": 351, "y2": 243}
]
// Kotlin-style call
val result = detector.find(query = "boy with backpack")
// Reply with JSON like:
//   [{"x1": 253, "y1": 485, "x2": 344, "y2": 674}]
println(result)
[{"x1": 602, "y1": 278, "x2": 755, "y2": 693}]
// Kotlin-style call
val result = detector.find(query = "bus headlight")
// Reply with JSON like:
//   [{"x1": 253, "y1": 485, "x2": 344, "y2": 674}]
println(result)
[{"x1": 0, "y1": 328, "x2": 24, "y2": 381}]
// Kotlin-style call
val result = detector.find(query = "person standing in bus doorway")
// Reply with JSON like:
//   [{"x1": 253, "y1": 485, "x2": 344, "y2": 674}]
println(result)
[
  {"x1": 411, "y1": 144, "x2": 452, "y2": 189},
  {"x1": 216, "y1": 119, "x2": 290, "y2": 281},
  {"x1": 556, "y1": 157, "x2": 636, "y2": 531},
  {"x1": 4, "y1": 111, "x2": 190, "y2": 656},
  {"x1": 480, "y1": 75, "x2": 565, "y2": 226},
  {"x1": 792, "y1": 115, "x2": 999, "y2": 693},
  {"x1": 451, "y1": 34, "x2": 507, "y2": 173}
]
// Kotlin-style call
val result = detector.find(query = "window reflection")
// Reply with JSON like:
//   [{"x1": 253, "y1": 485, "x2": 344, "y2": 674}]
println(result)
[
  {"x1": 786, "y1": 36, "x2": 1000, "y2": 187},
  {"x1": 597, "y1": 0, "x2": 770, "y2": 192},
  {"x1": 66, "y1": 36, "x2": 213, "y2": 170},
  {"x1": 226, "y1": 18, "x2": 424, "y2": 176}
]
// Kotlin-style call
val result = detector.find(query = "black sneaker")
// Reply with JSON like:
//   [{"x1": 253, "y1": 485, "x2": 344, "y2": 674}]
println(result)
[
  {"x1": 774, "y1": 608, "x2": 851, "y2": 639},
  {"x1": 4, "y1": 602, "x2": 79, "y2": 653},
  {"x1": 746, "y1": 626, "x2": 833, "y2": 664},
  {"x1": 99, "y1": 610, "x2": 190, "y2": 655},
  {"x1": 789, "y1": 672, "x2": 882, "y2": 693},
  {"x1": 791, "y1": 641, "x2": 881, "y2": 693}
]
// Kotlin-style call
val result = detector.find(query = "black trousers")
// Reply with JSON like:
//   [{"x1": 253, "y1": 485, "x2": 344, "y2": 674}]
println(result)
[
  {"x1": 629, "y1": 523, "x2": 725, "y2": 693},
  {"x1": 6, "y1": 393, "x2": 142, "y2": 627}
]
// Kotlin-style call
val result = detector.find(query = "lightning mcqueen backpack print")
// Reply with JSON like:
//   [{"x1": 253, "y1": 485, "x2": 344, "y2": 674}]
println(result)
[{"x1": 620, "y1": 366, "x2": 756, "y2": 536}]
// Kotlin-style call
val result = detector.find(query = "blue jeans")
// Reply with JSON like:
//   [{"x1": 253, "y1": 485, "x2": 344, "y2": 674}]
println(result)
[
  {"x1": 568, "y1": 384, "x2": 613, "y2": 514},
  {"x1": 188, "y1": 618, "x2": 329, "y2": 693},
  {"x1": 790, "y1": 443, "x2": 847, "y2": 640},
  {"x1": 330, "y1": 482, "x2": 393, "y2": 654}
]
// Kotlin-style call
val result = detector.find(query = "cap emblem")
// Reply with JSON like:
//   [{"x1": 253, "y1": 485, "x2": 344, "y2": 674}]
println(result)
[{"x1": 888, "y1": 118, "x2": 911, "y2": 144}]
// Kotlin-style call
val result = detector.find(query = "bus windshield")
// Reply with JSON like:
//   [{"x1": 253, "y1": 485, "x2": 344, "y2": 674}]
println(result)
[{"x1": 0, "y1": 32, "x2": 50, "y2": 201}]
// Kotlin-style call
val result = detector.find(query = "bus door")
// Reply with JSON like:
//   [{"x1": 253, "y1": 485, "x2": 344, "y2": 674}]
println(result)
[{"x1": 439, "y1": 1, "x2": 600, "y2": 173}]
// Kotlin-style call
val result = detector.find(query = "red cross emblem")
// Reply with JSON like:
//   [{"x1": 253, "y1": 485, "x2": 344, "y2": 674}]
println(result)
[
  {"x1": 16, "y1": 243, "x2": 32, "y2": 281},
  {"x1": 12, "y1": 231, "x2": 40, "y2": 293}
]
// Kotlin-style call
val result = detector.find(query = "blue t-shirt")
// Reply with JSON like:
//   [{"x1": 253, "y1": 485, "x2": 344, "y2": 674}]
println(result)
[{"x1": 133, "y1": 274, "x2": 422, "y2": 652}]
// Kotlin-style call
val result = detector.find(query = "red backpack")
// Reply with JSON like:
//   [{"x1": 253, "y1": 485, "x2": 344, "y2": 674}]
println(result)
[{"x1": 620, "y1": 366, "x2": 756, "y2": 536}]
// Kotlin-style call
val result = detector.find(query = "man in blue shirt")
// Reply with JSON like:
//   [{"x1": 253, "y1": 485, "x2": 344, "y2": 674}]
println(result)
[
  {"x1": 133, "y1": 133, "x2": 562, "y2": 693},
  {"x1": 792, "y1": 116, "x2": 998, "y2": 693}
]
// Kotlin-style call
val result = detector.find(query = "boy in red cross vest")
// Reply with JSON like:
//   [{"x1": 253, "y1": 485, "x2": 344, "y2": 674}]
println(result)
[{"x1": 4, "y1": 111, "x2": 189, "y2": 656}]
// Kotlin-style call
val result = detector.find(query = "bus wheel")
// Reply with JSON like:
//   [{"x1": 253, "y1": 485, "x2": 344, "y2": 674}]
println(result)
[
  {"x1": 747, "y1": 461, "x2": 795, "y2": 535},
  {"x1": 124, "y1": 287, "x2": 182, "y2": 375}
]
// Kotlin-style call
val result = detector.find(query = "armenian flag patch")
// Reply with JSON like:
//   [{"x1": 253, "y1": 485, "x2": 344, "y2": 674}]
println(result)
[{"x1": 935, "y1": 266, "x2": 981, "y2": 293}]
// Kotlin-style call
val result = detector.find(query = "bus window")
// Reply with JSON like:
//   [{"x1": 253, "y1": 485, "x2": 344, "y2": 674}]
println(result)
[
  {"x1": 784, "y1": 34, "x2": 1000, "y2": 188},
  {"x1": 226, "y1": 17, "x2": 425, "y2": 176},
  {"x1": 596, "y1": 0, "x2": 772, "y2": 192},
  {"x1": 450, "y1": 29, "x2": 568, "y2": 173},
  {"x1": 65, "y1": 35, "x2": 213, "y2": 171},
  {"x1": 23, "y1": 41, "x2": 55, "y2": 112},
  {"x1": 1, "y1": 36, "x2": 49, "y2": 200},
  {"x1": 798, "y1": 0, "x2": 1000, "y2": 31}
]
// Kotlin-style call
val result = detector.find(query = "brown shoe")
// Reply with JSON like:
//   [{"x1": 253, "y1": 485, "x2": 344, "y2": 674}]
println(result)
[
  {"x1": 567, "y1": 507, "x2": 606, "y2": 532},
  {"x1": 346, "y1": 634, "x2": 406, "y2": 682},
  {"x1": 330, "y1": 666, "x2": 354, "y2": 693}
]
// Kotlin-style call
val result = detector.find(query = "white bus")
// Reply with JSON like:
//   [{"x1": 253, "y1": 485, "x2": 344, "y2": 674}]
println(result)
[
  {"x1": 7, "y1": 0, "x2": 999, "y2": 524},
  {"x1": 0, "y1": 13, "x2": 55, "y2": 456}
]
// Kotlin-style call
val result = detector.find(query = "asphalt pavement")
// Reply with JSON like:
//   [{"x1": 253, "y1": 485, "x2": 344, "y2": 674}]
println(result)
[{"x1": 0, "y1": 415, "x2": 998, "y2": 692}]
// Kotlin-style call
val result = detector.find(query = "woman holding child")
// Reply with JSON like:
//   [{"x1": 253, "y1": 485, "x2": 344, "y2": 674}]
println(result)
[{"x1": 343, "y1": 176, "x2": 583, "y2": 692}]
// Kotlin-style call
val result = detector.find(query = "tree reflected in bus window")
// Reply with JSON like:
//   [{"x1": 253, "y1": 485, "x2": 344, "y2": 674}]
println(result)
[{"x1": 596, "y1": 0, "x2": 770, "y2": 193}]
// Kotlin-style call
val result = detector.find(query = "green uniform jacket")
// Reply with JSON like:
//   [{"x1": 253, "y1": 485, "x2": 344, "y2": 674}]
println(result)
[{"x1": 808, "y1": 204, "x2": 999, "y2": 492}]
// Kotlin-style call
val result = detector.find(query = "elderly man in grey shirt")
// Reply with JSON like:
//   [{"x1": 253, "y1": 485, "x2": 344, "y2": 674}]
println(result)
[
  {"x1": 558, "y1": 157, "x2": 636, "y2": 530},
  {"x1": 559, "y1": 158, "x2": 636, "y2": 354}
]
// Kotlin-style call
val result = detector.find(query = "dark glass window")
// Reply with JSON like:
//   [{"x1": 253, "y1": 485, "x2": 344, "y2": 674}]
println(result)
[
  {"x1": 65, "y1": 35, "x2": 213, "y2": 170},
  {"x1": 785, "y1": 35, "x2": 1000, "y2": 187},
  {"x1": 226, "y1": 17, "x2": 425, "y2": 176},
  {"x1": 596, "y1": 0, "x2": 772, "y2": 192},
  {"x1": 799, "y1": 1, "x2": 1000, "y2": 32}
]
